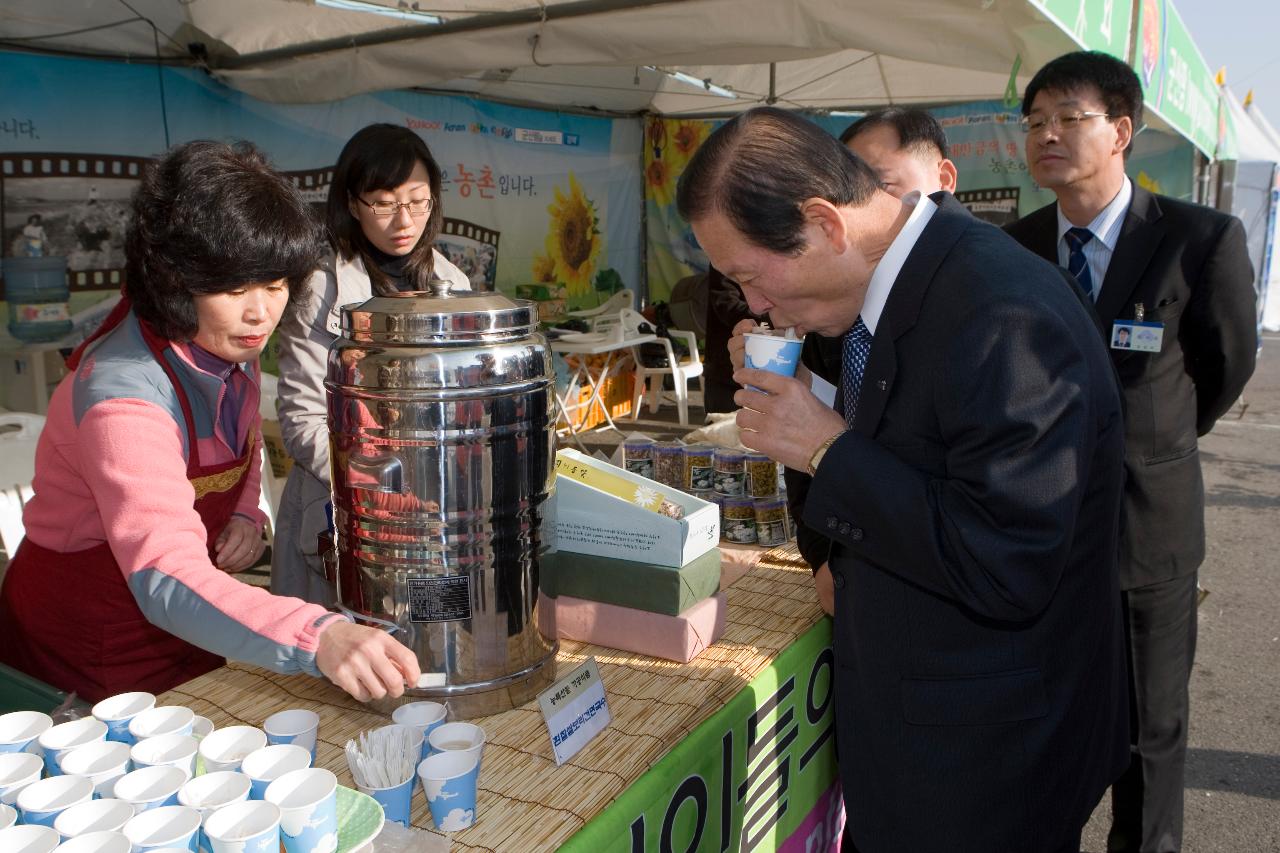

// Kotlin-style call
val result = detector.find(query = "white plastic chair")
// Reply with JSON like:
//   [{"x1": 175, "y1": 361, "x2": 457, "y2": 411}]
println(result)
[
  {"x1": 0, "y1": 413, "x2": 46, "y2": 560},
  {"x1": 567, "y1": 290, "x2": 635, "y2": 330},
  {"x1": 626, "y1": 311, "x2": 704, "y2": 426}
]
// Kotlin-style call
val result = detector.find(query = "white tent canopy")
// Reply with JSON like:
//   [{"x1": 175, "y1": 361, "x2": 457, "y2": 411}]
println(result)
[{"x1": 1, "y1": 0, "x2": 1088, "y2": 112}]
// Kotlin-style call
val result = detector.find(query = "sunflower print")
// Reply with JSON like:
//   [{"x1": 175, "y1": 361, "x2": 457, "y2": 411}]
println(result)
[
  {"x1": 644, "y1": 155, "x2": 677, "y2": 208},
  {"x1": 531, "y1": 252, "x2": 557, "y2": 283},
  {"x1": 545, "y1": 172, "x2": 602, "y2": 296},
  {"x1": 669, "y1": 120, "x2": 711, "y2": 166}
]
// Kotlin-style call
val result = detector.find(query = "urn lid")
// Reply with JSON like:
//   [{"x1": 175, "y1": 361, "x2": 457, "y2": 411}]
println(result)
[{"x1": 340, "y1": 279, "x2": 538, "y2": 342}]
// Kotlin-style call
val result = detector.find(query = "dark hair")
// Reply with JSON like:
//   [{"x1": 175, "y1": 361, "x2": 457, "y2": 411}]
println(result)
[
  {"x1": 327, "y1": 124, "x2": 444, "y2": 295},
  {"x1": 840, "y1": 107, "x2": 950, "y2": 159},
  {"x1": 1022, "y1": 51, "x2": 1143, "y2": 153},
  {"x1": 27, "y1": 214, "x2": 41, "y2": 225},
  {"x1": 125, "y1": 140, "x2": 322, "y2": 341},
  {"x1": 676, "y1": 107, "x2": 881, "y2": 255}
]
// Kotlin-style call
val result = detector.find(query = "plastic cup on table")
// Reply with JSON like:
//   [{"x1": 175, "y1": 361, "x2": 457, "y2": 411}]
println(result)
[
  {"x1": 417, "y1": 750, "x2": 479, "y2": 832},
  {"x1": 16, "y1": 774, "x2": 94, "y2": 827},
  {"x1": 128, "y1": 708, "x2": 195, "y2": 743},
  {"x1": 131, "y1": 734, "x2": 199, "y2": 778},
  {"x1": 0, "y1": 711, "x2": 53, "y2": 755},
  {"x1": 263, "y1": 768, "x2": 337, "y2": 853},
  {"x1": 122, "y1": 804, "x2": 202, "y2": 851},
  {"x1": 38, "y1": 717, "x2": 107, "y2": 776},
  {"x1": 54, "y1": 829, "x2": 134, "y2": 853},
  {"x1": 0, "y1": 801, "x2": 15, "y2": 830},
  {"x1": 240, "y1": 744, "x2": 310, "y2": 800},
  {"x1": 391, "y1": 702, "x2": 446, "y2": 762},
  {"x1": 426, "y1": 721, "x2": 485, "y2": 765},
  {"x1": 57, "y1": 740, "x2": 132, "y2": 797},
  {"x1": 177, "y1": 770, "x2": 251, "y2": 853},
  {"x1": 197, "y1": 727, "x2": 266, "y2": 775},
  {"x1": 111, "y1": 765, "x2": 189, "y2": 814},
  {"x1": 742, "y1": 329, "x2": 803, "y2": 388},
  {"x1": 53, "y1": 797, "x2": 135, "y2": 838},
  {"x1": 0, "y1": 751, "x2": 45, "y2": 805},
  {"x1": 201, "y1": 799, "x2": 280, "y2": 853},
  {"x1": 261, "y1": 710, "x2": 319, "y2": 763},
  {"x1": 0, "y1": 823, "x2": 61, "y2": 853},
  {"x1": 91, "y1": 693, "x2": 156, "y2": 745}
]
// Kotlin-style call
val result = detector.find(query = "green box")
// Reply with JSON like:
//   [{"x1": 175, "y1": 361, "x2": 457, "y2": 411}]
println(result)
[
  {"x1": 0, "y1": 662, "x2": 66, "y2": 715},
  {"x1": 540, "y1": 547, "x2": 721, "y2": 616}
]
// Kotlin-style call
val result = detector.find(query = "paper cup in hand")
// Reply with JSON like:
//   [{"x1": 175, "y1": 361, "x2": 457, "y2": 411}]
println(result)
[
  {"x1": 38, "y1": 717, "x2": 107, "y2": 775},
  {"x1": 426, "y1": 722, "x2": 485, "y2": 765},
  {"x1": 122, "y1": 804, "x2": 201, "y2": 851},
  {"x1": 128, "y1": 707, "x2": 195, "y2": 743},
  {"x1": 53, "y1": 797, "x2": 135, "y2": 838},
  {"x1": 92, "y1": 693, "x2": 156, "y2": 745},
  {"x1": 131, "y1": 734, "x2": 199, "y2": 778},
  {"x1": 16, "y1": 774, "x2": 94, "y2": 827},
  {"x1": 58, "y1": 741, "x2": 131, "y2": 797},
  {"x1": 45, "y1": 830, "x2": 132, "y2": 853},
  {"x1": 202, "y1": 800, "x2": 280, "y2": 853},
  {"x1": 261, "y1": 710, "x2": 319, "y2": 763},
  {"x1": 0, "y1": 711, "x2": 52, "y2": 755},
  {"x1": 0, "y1": 752, "x2": 45, "y2": 805},
  {"x1": 417, "y1": 750, "x2": 479, "y2": 832},
  {"x1": 240, "y1": 745, "x2": 310, "y2": 800},
  {"x1": 198, "y1": 727, "x2": 266, "y2": 774},
  {"x1": 0, "y1": 824, "x2": 61, "y2": 853},
  {"x1": 743, "y1": 330, "x2": 803, "y2": 382},
  {"x1": 111, "y1": 765, "x2": 189, "y2": 813},
  {"x1": 391, "y1": 702, "x2": 446, "y2": 762},
  {"x1": 263, "y1": 768, "x2": 337, "y2": 853}
]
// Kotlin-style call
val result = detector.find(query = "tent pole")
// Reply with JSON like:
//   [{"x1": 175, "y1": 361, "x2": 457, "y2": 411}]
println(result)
[{"x1": 767, "y1": 63, "x2": 777, "y2": 105}]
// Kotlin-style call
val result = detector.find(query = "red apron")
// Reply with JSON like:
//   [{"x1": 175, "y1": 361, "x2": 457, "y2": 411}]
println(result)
[{"x1": 0, "y1": 310, "x2": 253, "y2": 703}]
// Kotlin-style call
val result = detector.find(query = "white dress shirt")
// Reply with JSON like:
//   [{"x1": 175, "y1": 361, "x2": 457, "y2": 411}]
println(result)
[{"x1": 1056, "y1": 177, "x2": 1132, "y2": 299}]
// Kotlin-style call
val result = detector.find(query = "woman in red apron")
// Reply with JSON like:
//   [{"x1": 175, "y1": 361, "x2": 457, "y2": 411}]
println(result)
[{"x1": 0, "y1": 141, "x2": 419, "y2": 704}]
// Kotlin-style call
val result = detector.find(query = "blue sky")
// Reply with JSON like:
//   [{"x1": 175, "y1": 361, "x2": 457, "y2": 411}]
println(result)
[{"x1": 1181, "y1": 0, "x2": 1280, "y2": 114}]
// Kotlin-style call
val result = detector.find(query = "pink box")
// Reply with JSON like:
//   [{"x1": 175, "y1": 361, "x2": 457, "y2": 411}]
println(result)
[{"x1": 538, "y1": 591, "x2": 726, "y2": 663}]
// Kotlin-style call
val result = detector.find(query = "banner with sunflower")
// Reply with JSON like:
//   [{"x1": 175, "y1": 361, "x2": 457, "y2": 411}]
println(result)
[{"x1": 644, "y1": 116, "x2": 719, "y2": 304}]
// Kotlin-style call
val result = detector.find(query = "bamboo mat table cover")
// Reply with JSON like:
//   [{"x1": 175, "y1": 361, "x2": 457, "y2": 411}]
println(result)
[{"x1": 159, "y1": 544, "x2": 836, "y2": 851}]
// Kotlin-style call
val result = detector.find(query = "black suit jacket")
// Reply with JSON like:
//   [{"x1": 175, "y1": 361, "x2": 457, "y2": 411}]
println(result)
[
  {"x1": 794, "y1": 195, "x2": 1129, "y2": 852},
  {"x1": 1006, "y1": 186, "x2": 1257, "y2": 588}
]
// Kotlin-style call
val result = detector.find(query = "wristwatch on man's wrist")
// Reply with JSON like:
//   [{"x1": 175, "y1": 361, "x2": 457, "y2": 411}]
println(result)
[{"x1": 807, "y1": 431, "x2": 844, "y2": 476}]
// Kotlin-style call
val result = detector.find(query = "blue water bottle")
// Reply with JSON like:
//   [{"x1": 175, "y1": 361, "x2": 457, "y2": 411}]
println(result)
[{"x1": 4, "y1": 256, "x2": 72, "y2": 343}]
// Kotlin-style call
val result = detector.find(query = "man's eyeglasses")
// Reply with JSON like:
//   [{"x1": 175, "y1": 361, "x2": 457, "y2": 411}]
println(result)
[
  {"x1": 357, "y1": 197, "x2": 433, "y2": 218},
  {"x1": 1019, "y1": 111, "x2": 1115, "y2": 135}
]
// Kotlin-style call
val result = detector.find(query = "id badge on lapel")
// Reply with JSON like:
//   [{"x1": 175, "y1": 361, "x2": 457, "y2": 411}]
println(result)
[{"x1": 1111, "y1": 302, "x2": 1163, "y2": 353}]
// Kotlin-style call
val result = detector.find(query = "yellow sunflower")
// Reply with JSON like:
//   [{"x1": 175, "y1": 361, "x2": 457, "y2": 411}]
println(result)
[
  {"x1": 531, "y1": 253, "x2": 557, "y2": 283},
  {"x1": 645, "y1": 155, "x2": 677, "y2": 208},
  {"x1": 545, "y1": 172, "x2": 601, "y2": 297},
  {"x1": 669, "y1": 119, "x2": 711, "y2": 165}
]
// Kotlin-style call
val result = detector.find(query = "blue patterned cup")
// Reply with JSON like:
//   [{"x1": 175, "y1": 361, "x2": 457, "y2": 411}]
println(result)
[
  {"x1": 38, "y1": 717, "x2": 107, "y2": 776},
  {"x1": 418, "y1": 750, "x2": 479, "y2": 832},
  {"x1": 356, "y1": 773, "x2": 414, "y2": 828},
  {"x1": 261, "y1": 711, "x2": 319, "y2": 764},
  {"x1": 743, "y1": 331, "x2": 803, "y2": 380},
  {"x1": 177, "y1": 771, "x2": 251, "y2": 853},
  {"x1": 198, "y1": 727, "x2": 266, "y2": 775},
  {"x1": 202, "y1": 800, "x2": 280, "y2": 853},
  {"x1": 391, "y1": 702, "x2": 446, "y2": 763},
  {"x1": 131, "y1": 734, "x2": 199, "y2": 778},
  {"x1": 0, "y1": 711, "x2": 52, "y2": 756},
  {"x1": 112, "y1": 765, "x2": 189, "y2": 813},
  {"x1": 91, "y1": 693, "x2": 156, "y2": 745},
  {"x1": 264, "y1": 768, "x2": 337, "y2": 853},
  {"x1": 16, "y1": 774, "x2": 94, "y2": 827},
  {"x1": 128, "y1": 708, "x2": 195, "y2": 744},
  {"x1": 122, "y1": 804, "x2": 201, "y2": 851},
  {"x1": 240, "y1": 745, "x2": 310, "y2": 801},
  {"x1": 0, "y1": 752, "x2": 44, "y2": 806}
]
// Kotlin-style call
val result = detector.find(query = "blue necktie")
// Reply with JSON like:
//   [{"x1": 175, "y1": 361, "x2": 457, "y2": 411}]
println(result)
[
  {"x1": 840, "y1": 318, "x2": 873, "y2": 427},
  {"x1": 1064, "y1": 226, "x2": 1095, "y2": 300}
]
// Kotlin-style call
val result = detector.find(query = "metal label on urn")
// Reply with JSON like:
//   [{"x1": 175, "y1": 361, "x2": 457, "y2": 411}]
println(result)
[{"x1": 407, "y1": 575, "x2": 473, "y2": 622}]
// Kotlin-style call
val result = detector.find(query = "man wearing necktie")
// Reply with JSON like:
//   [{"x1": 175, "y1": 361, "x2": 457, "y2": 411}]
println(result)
[
  {"x1": 678, "y1": 107, "x2": 1128, "y2": 853},
  {"x1": 1006, "y1": 51, "x2": 1258, "y2": 853}
]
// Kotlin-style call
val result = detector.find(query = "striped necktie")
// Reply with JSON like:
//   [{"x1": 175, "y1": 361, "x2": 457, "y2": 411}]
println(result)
[{"x1": 1064, "y1": 226, "x2": 1096, "y2": 300}]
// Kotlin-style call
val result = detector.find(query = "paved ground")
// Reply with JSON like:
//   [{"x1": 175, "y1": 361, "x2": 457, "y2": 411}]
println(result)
[{"x1": 1081, "y1": 335, "x2": 1280, "y2": 853}]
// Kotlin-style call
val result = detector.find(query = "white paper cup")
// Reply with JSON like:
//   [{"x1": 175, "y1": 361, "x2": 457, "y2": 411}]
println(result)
[
  {"x1": 0, "y1": 801, "x2": 15, "y2": 830},
  {"x1": 742, "y1": 330, "x2": 804, "y2": 381},
  {"x1": 391, "y1": 702, "x2": 446, "y2": 761},
  {"x1": 91, "y1": 693, "x2": 157, "y2": 745},
  {"x1": 16, "y1": 774, "x2": 94, "y2": 827},
  {"x1": 197, "y1": 727, "x2": 266, "y2": 775},
  {"x1": 48, "y1": 830, "x2": 132, "y2": 853},
  {"x1": 177, "y1": 770, "x2": 251, "y2": 816},
  {"x1": 190, "y1": 717, "x2": 214, "y2": 742},
  {"x1": 57, "y1": 740, "x2": 132, "y2": 797},
  {"x1": 202, "y1": 799, "x2": 280, "y2": 853},
  {"x1": 127, "y1": 708, "x2": 195, "y2": 743},
  {"x1": 122, "y1": 804, "x2": 201, "y2": 851},
  {"x1": 53, "y1": 797, "x2": 135, "y2": 838},
  {"x1": 427, "y1": 721, "x2": 485, "y2": 764},
  {"x1": 0, "y1": 751, "x2": 44, "y2": 805},
  {"x1": 130, "y1": 734, "x2": 198, "y2": 777},
  {"x1": 0, "y1": 711, "x2": 53, "y2": 755},
  {"x1": 111, "y1": 765, "x2": 189, "y2": 813},
  {"x1": 263, "y1": 768, "x2": 337, "y2": 853},
  {"x1": 261, "y1": 710, "x2": 319, "y2": 763},
  {"x1": 38, "y1": 717, "x2": 107, "y2": 776},
  {"x1": 417, "y1": 750, "x2": 480, "y2": 832},
  {"x1": 0, "y1": 824, "x2": 61, "y2": 853},
  {"x1": 240, "y1": 745, "x2": 311, "y2": 801}
]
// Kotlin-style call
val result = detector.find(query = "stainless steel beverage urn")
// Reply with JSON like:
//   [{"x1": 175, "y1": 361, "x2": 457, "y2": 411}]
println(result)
[{"x1": 326, "y1": 281, "x2": 557, "y2": 716}]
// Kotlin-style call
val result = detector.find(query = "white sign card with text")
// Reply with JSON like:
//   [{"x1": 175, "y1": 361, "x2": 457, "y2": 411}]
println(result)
[{"x1": 538, "y1": 657, "x2": 611, "y2": 765}]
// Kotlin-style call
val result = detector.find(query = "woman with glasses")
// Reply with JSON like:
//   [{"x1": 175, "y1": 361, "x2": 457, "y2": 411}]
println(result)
[{"x1": 273, "y1": 124, "x2": 471, "y2": 605}]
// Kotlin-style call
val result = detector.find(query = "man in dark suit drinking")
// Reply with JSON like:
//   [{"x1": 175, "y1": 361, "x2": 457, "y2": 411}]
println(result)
[
  {"x1": 678, "y1": 107, "x2": 1129, "y2": 853},
  {"x1": 1006, "y1": 51, "x2": 1257, "y2": 853}
]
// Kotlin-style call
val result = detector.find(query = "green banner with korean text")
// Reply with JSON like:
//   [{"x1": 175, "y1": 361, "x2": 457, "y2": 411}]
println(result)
[
  {"x1": 1029, "y1": 0, "x2": 1132, "y2": 59},
  {"x1": 562, "y1": 619, "x2": 843, "y2": 852},
  {"x1": 1133, "y1": 0, "x2": 1227, "y2": 157}
]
